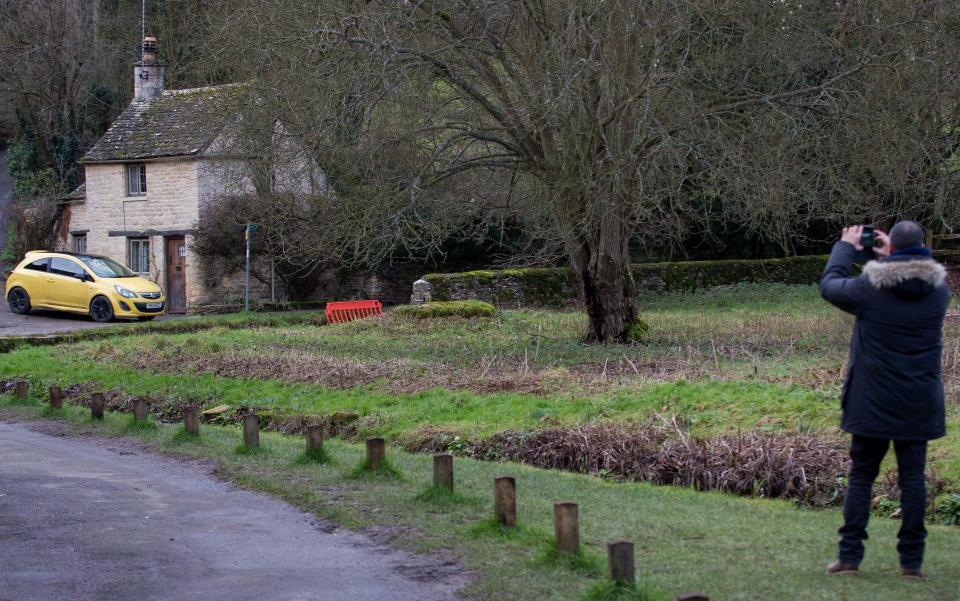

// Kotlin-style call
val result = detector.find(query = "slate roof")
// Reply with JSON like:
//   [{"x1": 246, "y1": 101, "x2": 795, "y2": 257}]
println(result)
[
  {"x1": 82, "y1": 84, "x2": 244, "y2": 163},
  {"x1": 63, "y1": 183, "x2": 86, "y2": 202}
]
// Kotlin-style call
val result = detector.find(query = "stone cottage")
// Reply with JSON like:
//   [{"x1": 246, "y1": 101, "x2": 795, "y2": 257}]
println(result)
[{"x1": 60, "y1": 37, "x2": 322, "y2": 312}]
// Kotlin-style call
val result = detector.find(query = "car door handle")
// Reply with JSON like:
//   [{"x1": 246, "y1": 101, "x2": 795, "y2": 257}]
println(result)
[{"x1": 46, "y1": 279, "x2": 54, "y2": 283}]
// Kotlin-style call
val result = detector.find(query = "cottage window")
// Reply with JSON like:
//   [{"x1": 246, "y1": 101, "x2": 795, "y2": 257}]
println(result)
[
  {"x1": 126, "y1": 163, "x2": 147, "y2": 196},
  {"x1": 128, "y1": 238, "x2": 150, "y2": 273},
  {"x1": 72, "y1": 234, "x2": 87, "y2": 253}
]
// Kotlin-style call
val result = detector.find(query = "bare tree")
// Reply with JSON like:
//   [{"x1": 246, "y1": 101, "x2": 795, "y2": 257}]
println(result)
[{"x1": 204, "y1": 0, "x2": 960, "y2": 341}]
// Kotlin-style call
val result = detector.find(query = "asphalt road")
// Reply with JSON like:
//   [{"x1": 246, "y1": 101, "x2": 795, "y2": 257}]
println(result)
[
  {"x1": 0, "y1": 421, "x2": 464, "y2": 601},
  {"x1": 0, "y1": 292, "x2": 183, "y2": 337}
]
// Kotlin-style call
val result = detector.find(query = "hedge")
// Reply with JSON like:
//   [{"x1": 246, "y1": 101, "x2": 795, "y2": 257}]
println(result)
[{"x1": 424, "y1": 251, "x2": 960, "y2": 308}]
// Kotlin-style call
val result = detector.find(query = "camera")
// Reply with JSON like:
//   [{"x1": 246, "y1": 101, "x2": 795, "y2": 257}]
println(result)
[{"x1": 860, "y1": 225, "x2": 884, "y2": 249}]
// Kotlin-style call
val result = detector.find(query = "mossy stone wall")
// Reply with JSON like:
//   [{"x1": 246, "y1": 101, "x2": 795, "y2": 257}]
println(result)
[{"x1": 424, "y1": 251, "x2": 960, "y2": 308}]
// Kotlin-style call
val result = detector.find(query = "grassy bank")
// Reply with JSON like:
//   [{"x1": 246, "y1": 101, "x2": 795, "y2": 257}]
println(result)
[{"x1": 3, "y1": 393, "x2": 960, "y2": 601}]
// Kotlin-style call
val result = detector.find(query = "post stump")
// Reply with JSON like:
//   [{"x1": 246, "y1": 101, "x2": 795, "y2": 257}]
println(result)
[
  {"x1": 90, "y1": 393, "x2": 105, "y2": 420},
  {"x1": 132, "y1": 397, "x2": 149, "y2": 421},
  {"x1": 494, "y1": 476, "x2": 517, "y2": 527},
  {"x1": 306, "y1": 424, "x2": 324, "y2": 455},
  {"x1": 183, "y1": 406, "x2": 200, "y2": 436},
  {"x1": 554, "y1": 502, "x2": 580, "y2": 554},
  {"x1": 433, "y1": 454, "x2": 454, "y2": 491},
  {"x1": 607, "y1": 540, "x2": 635, "y2": 584},
  {"x1": 49, "y1": 386, "x2": 63, "y2": 410},
  {"x1": 243, "y1": 414, "x2": 260, "y2": 448},
  {"x1": 14, "y1": 380, "x2": 28, "y2": 401},
  {"x1": 366, "y1": 437, "x2": 385, "y2": 469}
]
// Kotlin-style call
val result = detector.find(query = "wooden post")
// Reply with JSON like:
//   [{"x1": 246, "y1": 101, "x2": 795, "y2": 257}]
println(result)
[
  {"x1": 243, "y1": 414, "x2": 260, "y2": 448},
  {"x1": 132, "y1": 397, "x2": 148, "y2": 421},
  {"x1": 554, "y1": 502, "x2": 580, "y2": 554},
  {"x1": 676, "y1": 595, "x2": 710, "y2": 601},
  {"x1": 306, "y1": 424, "x2": 324, "y2": 455},
  {"x1": 607, "y1": 541, "x2": 635, "y2": 584},
  {"x1": 49, "y1": 386, "x2": 63, "y2": 410},
  {"x1": 494, "y1": 476, "x2": 517, "y2": 527},
  {"x1": 366, "y1": 437, "x2": 385, "y2": 469},
  {"x1": 14, "y1": 380, "x2": 28, "y2": 401},
  {"x1": 183, "y1": 406, "x2": 200, "y2": 435},
  {"x1": 433, "y1": 454, "x2": 454, "y2": 491},
  {"x1": 90, "y1": 393, "x2": 105, "y2": 420}
]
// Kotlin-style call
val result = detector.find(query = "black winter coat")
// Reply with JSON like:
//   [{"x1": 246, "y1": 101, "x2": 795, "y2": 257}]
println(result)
[{"x1": 820, "y1": 242, "x2": 950, "y2": 441}]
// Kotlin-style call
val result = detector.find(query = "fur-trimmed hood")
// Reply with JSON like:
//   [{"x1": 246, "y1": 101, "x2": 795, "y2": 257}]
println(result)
[{"x1": 863, "y1": 257, "x2": 946, "y2": 298}]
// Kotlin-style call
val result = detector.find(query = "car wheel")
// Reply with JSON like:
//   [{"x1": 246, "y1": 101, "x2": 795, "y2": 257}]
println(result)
[
  {"x1": 8, "y1": 287, "x2": 32, "y2": 315},
  {"x1": 137, "y1": 316, "x2": 156, "y2": 322},
  {"x1": 90, "y1": 296, "x2": 115, "y2": 323}
]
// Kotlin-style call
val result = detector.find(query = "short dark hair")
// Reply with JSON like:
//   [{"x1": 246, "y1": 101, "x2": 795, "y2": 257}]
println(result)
[{"x1": 889, "y1": 220, "x2": 925, "y2": 249}]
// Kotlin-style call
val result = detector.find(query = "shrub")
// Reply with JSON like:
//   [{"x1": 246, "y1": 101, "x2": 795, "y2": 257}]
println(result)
[
  {"x1": 471, "y1": 423, "x2": 849, "y2": 506},
  {"x1": 937, "y1": 493, "x2": 960, "y2": 526},
  {"x1": 394, "y1": 300, "x2": 496, "y2": 318}
]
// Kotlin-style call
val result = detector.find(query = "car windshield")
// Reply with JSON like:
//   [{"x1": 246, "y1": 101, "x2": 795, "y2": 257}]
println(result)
[{"x1": 76, "y1": 255, "x2": 137, "y2": 278}]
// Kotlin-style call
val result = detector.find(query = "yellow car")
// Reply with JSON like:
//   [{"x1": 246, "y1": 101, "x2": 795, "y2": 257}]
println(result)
[{"x1": 5, "y1": 251, "x2": 166, "y2": 322}]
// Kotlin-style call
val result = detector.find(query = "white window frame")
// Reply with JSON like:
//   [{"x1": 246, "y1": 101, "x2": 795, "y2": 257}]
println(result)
[
  {"x1": 128, "y1": 237, "x2": 150, "y2": 274},
  {"x1": 126, "y1": 163, "x2": 147, "y2": 196}
]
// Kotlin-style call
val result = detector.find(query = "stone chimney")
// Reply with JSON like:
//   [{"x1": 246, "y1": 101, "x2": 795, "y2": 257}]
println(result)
[{"x1": 134, "y1": 36, "x2": 164, "y2": 101}]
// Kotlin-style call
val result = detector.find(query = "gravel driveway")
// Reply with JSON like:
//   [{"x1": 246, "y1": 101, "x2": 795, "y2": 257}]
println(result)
[{"x1": 0, "y1": 420, "x2": 465, "y2": 601}]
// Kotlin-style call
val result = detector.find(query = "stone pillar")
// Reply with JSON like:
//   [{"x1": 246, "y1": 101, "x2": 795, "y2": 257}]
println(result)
[{"x1": 410, "y1": 278, "x2": 432, "y2": 304}]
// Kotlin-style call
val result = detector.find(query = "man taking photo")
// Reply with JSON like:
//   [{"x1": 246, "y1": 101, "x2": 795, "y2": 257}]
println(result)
[{"x1": 820, "y1": 221, "x2": 949, "y2": 580}]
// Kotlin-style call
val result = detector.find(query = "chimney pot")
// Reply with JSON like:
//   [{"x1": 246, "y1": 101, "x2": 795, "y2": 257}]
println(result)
[
  {"x1": 142, "y1": 36, "x2": 158, "y2": 63},
  {"x1": 135, "y1": 36, "x2": 164, "y2": 100}
]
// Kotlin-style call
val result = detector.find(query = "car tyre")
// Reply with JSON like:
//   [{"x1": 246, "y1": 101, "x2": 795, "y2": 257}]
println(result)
[
  {"x1": 90, "y1": 296, "x2": 115, "y2": 323},
  {"x1": 8, "y1": 287, "x2": 32, "y2": 315}
]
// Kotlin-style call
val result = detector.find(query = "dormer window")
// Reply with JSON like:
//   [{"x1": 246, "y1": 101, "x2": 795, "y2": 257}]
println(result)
[{"x1": 126, "y1": 163, "x2": 147, "y2": 196}]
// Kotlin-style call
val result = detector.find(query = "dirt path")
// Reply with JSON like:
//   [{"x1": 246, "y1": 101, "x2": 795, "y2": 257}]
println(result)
[{"x1": 0, "y1": 420, "x2": 465, "y2": 601}]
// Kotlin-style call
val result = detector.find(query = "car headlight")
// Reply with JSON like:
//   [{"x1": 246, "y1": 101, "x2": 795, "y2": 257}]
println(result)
[{"x1": 114, "y1": 285, "x2": 137, "y2": 299}]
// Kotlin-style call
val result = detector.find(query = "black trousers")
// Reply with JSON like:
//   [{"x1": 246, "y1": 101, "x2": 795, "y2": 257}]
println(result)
[{"x1": 838, "y1": 435, "x2": 928, "y2": 569}]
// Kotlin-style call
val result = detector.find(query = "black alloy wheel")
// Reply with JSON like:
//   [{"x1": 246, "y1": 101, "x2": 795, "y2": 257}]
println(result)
[
  {"x1": 8, "y1": 288, "x2": 31, "y2": 315},
  {"x1": 90, "y1": 296, "x2": 114, "y2": 323}
]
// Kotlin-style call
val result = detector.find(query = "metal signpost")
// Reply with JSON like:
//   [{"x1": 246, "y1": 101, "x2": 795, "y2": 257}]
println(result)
[{"x1": 244, "y1": 223, "x2": 256, "y2": 311}]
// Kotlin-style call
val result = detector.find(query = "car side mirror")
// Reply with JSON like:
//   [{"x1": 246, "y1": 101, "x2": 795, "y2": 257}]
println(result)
[{"x1": 73, "y1": 272, "x2": 89, "y2": 282}]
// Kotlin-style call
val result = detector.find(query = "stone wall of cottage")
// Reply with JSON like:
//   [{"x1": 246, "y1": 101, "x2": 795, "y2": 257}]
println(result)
[{"x1": 61, "y1": 159, "x2": 268, "y2": 309}]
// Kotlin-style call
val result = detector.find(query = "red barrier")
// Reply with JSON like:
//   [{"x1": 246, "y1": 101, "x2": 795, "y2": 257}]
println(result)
[{"x1": 325, "y1": 300, "x2": 384, "y2": 324}]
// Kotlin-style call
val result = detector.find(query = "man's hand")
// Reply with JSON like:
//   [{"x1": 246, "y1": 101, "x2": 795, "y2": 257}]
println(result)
[
  {"x1": 841, "y1": 225, "x2": 865, "y2": 251},
  {"x1": 873, "y1": 230, "x2": 892, "y2": 258}
]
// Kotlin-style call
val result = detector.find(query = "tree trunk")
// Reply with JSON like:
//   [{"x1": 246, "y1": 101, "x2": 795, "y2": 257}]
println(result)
[{"x1": 567, "y1": 201, "x2": 637, "y2": 344}]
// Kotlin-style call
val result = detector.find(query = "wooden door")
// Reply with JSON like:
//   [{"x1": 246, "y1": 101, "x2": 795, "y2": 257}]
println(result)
[{"x1": 165, "y1": 237, "x2": 187, "y2": 313}]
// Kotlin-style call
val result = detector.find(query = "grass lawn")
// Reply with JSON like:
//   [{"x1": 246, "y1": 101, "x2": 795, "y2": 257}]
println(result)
[
  {"x1": 2, "y1": 393, "x2": 959, "y2": 601},
  {"x1": 3, "y1": 284, "x2": 958, "y2": 480}
]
